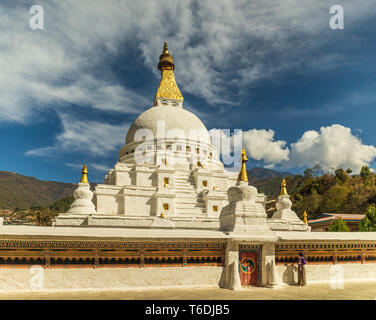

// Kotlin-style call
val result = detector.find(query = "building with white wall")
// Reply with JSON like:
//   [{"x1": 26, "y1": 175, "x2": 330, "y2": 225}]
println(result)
[{"x1": 0, "y1": 43, "x2": 375, "y2": 293}]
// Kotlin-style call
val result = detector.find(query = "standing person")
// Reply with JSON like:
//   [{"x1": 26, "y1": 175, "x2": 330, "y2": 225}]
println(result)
[{"x1": 297, "y1": 252, "x2": 307, "y2": 286}]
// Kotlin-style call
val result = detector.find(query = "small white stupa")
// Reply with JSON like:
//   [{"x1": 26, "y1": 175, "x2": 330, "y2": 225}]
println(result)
[
  {"x1": 220, "y1": 149, "x2": 270, "y2": 233},
  {"x1": 65, "y1": 164, "x2": 97, "y2": 215},
  {"x1": 268, "y1": 179, "x2": 310, "y2": 231}
]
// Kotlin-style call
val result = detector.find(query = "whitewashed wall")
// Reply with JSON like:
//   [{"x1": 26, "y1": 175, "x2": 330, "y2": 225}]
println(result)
[
  {"x1": 0, "y1": 266, "x2": 225, "y2": 293},
  {"x1": 277, "y1": 264, "x2": 376, "y2": 285}
]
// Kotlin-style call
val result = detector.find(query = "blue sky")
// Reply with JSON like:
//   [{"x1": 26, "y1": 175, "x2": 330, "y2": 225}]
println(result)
[{"x1": 1, "y1": 0, "x2": 376, "y2": 183}]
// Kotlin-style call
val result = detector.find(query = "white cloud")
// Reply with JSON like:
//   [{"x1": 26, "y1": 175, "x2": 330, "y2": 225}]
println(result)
[
  {"x1": 90, "y1": 163, "x2": 111, "y2": 172},
  {"x1": 285, "y1": 124, "x2": 376, "y2": 173},
  {"x1": 242, "y1": 129, "x2": 289, "y2": 164},
  {"x1": 3, "y1": 2, "x2": 376, "y2": 172},
  {"x1": 66, "y1": 162, "x2": 110, "y2": 173},
  {"x1": 211, "y1": 125, "x2": 376, "y2": 174},
  {"x1": 65, "y1": 163, "x2": 83, "y2": 170},
  {"x1": 29, "y1": 76, "x2": 149, "y2": 114},
  {"x1": 26, "y1": 113, "x2": 129, "y2": 157},
  {"x1": 209, "y1": 128, "x2": 289, "y2": 165},
  {"x1": 0, "y1": 2, "x2": 148, "y2": 123},
  {"x1": 1, "y1": 0, "x2": 376, "y2": 123}
]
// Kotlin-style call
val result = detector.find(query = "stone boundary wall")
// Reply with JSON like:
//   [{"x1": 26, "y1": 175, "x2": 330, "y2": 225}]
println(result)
[{"x1": 0, "y1": 266, "x2": 226, "y2": 293}]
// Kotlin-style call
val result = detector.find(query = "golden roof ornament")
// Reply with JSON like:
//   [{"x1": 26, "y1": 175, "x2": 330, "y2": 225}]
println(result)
[
  {"x1": 303, "y1": 210, "x2": 308, "y2": 224},
  {"x1": 80, "y1": 164, "x2": 89, "y2": 184},
  {"x1": 238, "y1": 149, "x2": 249, "y2": 182},
  {"x1": 280, "y1": 178, "x2": 288, "y2": 196},
  {"x1": 154, "y1": 42, "x2": 183, "y2": 102},
  {"x1": 158, "y1": 42, "x2": 174, "y2": 70}
]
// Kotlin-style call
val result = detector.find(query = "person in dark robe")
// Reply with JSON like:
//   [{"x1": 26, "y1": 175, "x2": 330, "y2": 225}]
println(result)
[{"x1": 297, "y1": 252, "x2": 307, "y2": 286}]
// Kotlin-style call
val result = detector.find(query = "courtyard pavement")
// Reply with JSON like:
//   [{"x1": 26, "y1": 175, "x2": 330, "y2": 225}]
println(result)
[{"x1": 0, "y1": 281, "x2": 376, "y2": 300}]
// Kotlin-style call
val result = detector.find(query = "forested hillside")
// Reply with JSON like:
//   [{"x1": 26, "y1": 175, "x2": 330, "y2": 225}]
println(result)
[
  {"x1": 0, "y1": 171, "x2": 76, "y2": 209},
  {"x1": 252, "y1": 166, "x2": 376, "y2": 220}
]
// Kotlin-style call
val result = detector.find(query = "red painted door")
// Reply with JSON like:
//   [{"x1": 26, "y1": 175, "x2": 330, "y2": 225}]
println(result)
[{"x1": 239, "y1": 252, "x2": 258, "y2": 286}]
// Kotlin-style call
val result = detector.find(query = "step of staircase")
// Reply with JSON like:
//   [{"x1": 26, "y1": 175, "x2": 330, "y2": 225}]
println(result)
[
  {"x1": 174, "y1": 183, "x2": 192, "y2": 188},
  {"x1": 174, "y1": 209, "x2": 204, "y2": 215},
  {"x1": 174, "y1": 188, "x2": 195, "y2": 193},
  {"x1": 175, "y1": 203, "x2": 204, "y2": 208},
  {"x1": 173, "y1": 171, "x2": 205, "y2": 215},
  {"x1": 175, "y1": 199, "x2": 203, "y2": 203}
]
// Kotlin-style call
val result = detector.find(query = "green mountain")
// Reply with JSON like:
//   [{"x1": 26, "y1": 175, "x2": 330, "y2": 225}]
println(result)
[
  {"x1": 247, "y1": 167, "x2": 292, "y2": 179},
  {"x1": 247, "y1": 168, "x2": 293, "y2": 198},
  {"x1": 0, "y1": 171, "x2": 77, "y2": 210}
]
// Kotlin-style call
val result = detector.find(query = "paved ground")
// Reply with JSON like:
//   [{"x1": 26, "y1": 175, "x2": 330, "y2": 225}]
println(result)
[{"x1": 0, "y1": 282, "x2": 376, "y2": 300}]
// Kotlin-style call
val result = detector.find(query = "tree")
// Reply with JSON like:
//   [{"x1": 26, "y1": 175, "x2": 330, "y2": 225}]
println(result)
[
  {"x1": 34, "y1": 208, "x2": 58, "y2": 226},
  {"x1": 49, "y1": 196, "x2": 74, "y2": 212},
  {"x1": 335, "y1": 168, "x2": 348, "y2": 184},
  {"x1": 322, "y1": 185, "x2": 349, "y2": 213},
  {"x1": 328, "y1": 217, "x2": 349, "y2": 232},
  {"x1": 303, "y1": 168, "x2": 314, "y2": 179},
  {"x1": 294, "y1": 189, "x2": 321, "y2": 217},
  {"x1": 360, "y1": 166, "x2": 373, "y2": 186},
  {"x1": 359, "y1": 205, "x2": 376, "y2": 231}
]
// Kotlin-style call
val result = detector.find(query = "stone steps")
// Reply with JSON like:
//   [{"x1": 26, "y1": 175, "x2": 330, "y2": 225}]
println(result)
[
  {"x1": 174, "y1": 188, "x2": 195, "y2": 193},
  {"x1": 175, "y1": 198, "x2": 205, "y2": 203},
  {"x1": 173, "y1": 171, "x2": 205, "y2": 215},
  {"x1": 175, "y1": 190, "x2": 198, "y2": 195},
  {"x1": 175, "y1": 208, "x2": 203, "y2": 213},
  {"x1": 174, "y1": 209, "x2": 204, "y2": 215},
  {"x1": 175, "y1": 203, "x2": 205, "y2": 209},
  {"x1": 174, "y1": 182, "x2": 194, "y2": 188},
  {"x1": 174, "y1": 183, "x2": 192, "y2": 188}
]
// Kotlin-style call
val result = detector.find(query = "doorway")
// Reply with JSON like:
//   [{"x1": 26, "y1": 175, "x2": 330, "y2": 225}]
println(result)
[{"x1": 239, "y1": 251, "x2": 259, "y2": 286}]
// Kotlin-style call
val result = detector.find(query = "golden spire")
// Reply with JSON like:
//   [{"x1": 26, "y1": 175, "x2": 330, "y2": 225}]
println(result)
[
  {"x1": 238, "y1": 149, "x2": 249, "y2": 182},
  {"x1": 280, "y1": 178, "x2": 288, "y2": 196},
  {"x1": 80, "y1": 164, "x2": 89, "y2": 184},
  {"x1": 303, "y1": 211, "x2": 308, "y2": 224},
  {"x1": 154, "y1": 42, "x2": 183, "y2": 102}
]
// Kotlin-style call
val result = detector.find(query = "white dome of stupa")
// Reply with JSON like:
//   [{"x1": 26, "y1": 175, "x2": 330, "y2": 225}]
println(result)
[
  {"x1": 118, "y1": 42, "x2": 220, "y2": 167},
  {"x1": 125, "y1": 105, "x2": 211, "y2": 145}
]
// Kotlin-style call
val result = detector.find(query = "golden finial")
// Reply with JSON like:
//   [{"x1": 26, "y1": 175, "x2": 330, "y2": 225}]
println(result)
[
  {"x1": 303, "y1": 211, "x2": 308, "y2": 224},
  {"x1": 80, "y1": 164, "x2": 89, "y2": 184},
  {"x1": 280, "y1": 178, "x2": 288, "y2": 196},
  {"x1": 238, "y1": 149, "x2": 248, "y2": 182},
  {"x1": 162, "y1": 41, "x2": 169, "y2": 56},
  {"x1": 158, "y1": 41, "x2": 174, "y2": 70},
  {"x1": 155, "y1": 42, "x2": 183, "y2": 102}
]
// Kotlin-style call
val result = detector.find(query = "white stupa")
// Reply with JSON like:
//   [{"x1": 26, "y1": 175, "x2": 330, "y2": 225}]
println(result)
[{"x1": 55, "y1": 42, "x2": 267, "y2": 229}]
